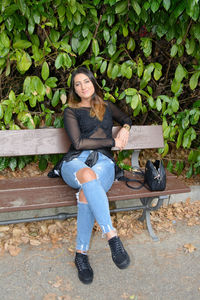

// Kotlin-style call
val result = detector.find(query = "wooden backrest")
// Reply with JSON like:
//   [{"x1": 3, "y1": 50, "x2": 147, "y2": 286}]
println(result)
[{"x1": 0, "y1": 126, "x2": 164, "y2": 157}]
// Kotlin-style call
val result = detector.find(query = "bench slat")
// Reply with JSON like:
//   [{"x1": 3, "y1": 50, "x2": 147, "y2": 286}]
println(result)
[
  {"x1": 0, "y1": 175, "x2": 190, "y2": 213},
  {"x1": 0, "y1": 126, "x2": 164, "y2": 157}
]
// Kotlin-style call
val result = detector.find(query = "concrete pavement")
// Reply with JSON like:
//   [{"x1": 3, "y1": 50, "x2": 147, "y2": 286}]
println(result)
[{"x1": 0, "y1": 220, "x2": 199, "y2": 300}]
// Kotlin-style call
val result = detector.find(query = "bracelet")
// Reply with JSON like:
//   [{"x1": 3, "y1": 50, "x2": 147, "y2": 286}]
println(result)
[{"x1": 123, "y1": 124, "x2": 131, "y2": 131}]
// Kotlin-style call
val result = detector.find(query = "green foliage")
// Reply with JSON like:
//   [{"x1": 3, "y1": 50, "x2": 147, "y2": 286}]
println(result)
[{"x1": 0, "y1": 0, "x2": 199, "y2": 176}]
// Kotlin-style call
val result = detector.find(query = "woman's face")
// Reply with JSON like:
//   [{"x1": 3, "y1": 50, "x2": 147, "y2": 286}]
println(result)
[{"x1": 74, "y1": 73, "x2": 95, "y2": 103}]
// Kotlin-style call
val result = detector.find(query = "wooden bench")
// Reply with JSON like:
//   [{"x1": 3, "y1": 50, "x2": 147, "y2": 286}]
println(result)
[{"x1": 0, "y1": 126, "x2": 190, "y2": 241}]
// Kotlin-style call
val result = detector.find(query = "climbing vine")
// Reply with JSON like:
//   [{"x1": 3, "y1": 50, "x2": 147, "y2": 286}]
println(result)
[{"x1": 0, "y1": 0, "x2": 199, "y2": 177}]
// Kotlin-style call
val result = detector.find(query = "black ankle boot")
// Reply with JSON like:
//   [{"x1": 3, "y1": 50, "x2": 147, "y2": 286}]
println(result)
[
  {"x1": 75, "y1": 252, "x2": 93, "y2": 284},
  {"x1": 108, "y1": 236, "x2": 130, "y2": 269}
]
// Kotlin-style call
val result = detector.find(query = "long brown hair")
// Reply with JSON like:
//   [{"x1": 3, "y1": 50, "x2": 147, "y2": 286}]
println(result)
[{"x1": 68, "y1": 67, "x2": 106, "y2": 121}]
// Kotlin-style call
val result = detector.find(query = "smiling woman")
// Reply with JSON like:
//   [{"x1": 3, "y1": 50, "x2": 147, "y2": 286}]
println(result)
[
  {"x1": 57, "y1": 67, "x2": 132, "y2": 284},
  {"x1": 68, "y1": 67, "x2": 107, "y2": 121},
  {"x1": 74, "y1": 73, "x2": 95, "y2": 104}
]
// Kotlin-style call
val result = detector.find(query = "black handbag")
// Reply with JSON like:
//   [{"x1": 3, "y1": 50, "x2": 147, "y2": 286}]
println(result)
[
  {"x1": 118, "y1": 160, "x2": 166, "y2": 192},
  {"x1": 144, "y1": 160, "x2": 166, "y2": 191}
]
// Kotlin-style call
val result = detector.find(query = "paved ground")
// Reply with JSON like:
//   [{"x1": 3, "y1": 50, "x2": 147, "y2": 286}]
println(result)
[{"x1": 0, "y1": 221, "x2": 199, "y2": 300}]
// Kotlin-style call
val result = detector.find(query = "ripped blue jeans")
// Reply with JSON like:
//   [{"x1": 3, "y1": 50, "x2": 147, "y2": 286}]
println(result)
[{"x1": 61, "y1": 150, "x2": 115, "y2": 252}]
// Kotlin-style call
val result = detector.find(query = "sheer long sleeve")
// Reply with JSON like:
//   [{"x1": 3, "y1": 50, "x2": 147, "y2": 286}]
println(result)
[
  {"x1": 63, "y1": 108, "x2": 115, "y2": 150},
  {"x1": 108, "y1": 101, "x2": 132, "y2": 126}
]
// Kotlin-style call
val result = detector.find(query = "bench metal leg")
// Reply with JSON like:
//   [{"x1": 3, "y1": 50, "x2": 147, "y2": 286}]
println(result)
[
  {"x1": 138, "y1": 208, "x2": 159, "y2": 242},
  {"x1": 145, "y1": 209, "x2": 159, "y2": 242},
  {"x1": 131, "y1": 149, "x2": 140, "y2": 168},
  {"x1": 138, "y1": 197, "x2": 160, "y2": 242}
]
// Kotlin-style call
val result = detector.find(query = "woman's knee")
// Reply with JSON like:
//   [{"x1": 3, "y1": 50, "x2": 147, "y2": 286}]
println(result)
[{"x1": 76, "y1": 167, "x2": 97, "y2": 184}]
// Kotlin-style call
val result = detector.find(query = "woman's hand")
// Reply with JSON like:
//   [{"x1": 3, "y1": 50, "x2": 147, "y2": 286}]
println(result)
[{"x1": 114, "y1": 126, "x2": 130, "y2": 151}]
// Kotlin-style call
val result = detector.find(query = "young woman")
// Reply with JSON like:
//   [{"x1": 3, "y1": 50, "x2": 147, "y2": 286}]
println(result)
[{"x1": 60, "y1": 67, "x2": 132, "y2": 284}]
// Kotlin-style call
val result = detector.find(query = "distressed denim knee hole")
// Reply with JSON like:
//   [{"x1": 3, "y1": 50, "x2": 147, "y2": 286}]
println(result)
[{"x1": 74, "y1": 171, "x2": 81, "y2": 186}]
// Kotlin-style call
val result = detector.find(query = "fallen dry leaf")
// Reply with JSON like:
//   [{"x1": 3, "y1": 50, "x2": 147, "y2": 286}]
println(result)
[
  {"x1": 0, "y1": 198, "x2": 199, "y2": 257},
  {"x1": 58, "y1": 296, "x2": 72, "y2": 300},
  {"x1": 49, "y1": 276, "x2": 63, "y2": 288},
  {"x1": 43, "y1": 294, "x2": 57, "y2": 300},
  {"x1": 30, "y1": 239, "x2": 41, "y2": 246},
  {"x1": 8, "y1": 245, "x2": 21, "y2": 256},
  {"x1": 0, "y1": 226, "x2": 10, "y2": 232},
  {"x1": 183, "y1": 243, "x2": 196, "y2": 253}
]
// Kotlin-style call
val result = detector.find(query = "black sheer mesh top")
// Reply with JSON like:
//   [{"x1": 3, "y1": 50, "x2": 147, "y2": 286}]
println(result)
[{"x1": 63, "y1": 101, "x2": 132, "y2": 151}]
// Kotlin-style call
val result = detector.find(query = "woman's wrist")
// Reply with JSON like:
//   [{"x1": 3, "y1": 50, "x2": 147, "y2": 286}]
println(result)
[{"x1": 123, "y1": 124, "x2": 131, "y2": 131}]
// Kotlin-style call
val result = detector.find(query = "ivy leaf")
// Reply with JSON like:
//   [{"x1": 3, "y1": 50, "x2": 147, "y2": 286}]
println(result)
[
  {"x1": 176, "y1": 130, "x2": 183, "y2": 149},
  {"x1": 171, "y1": 97, "x2": 179, "y2": 112},
  {"x1": 122, "y1": 25, "x2": 128, "y2": 37},
  {"x1": 131, "y1": 0, "x2": 141, "y2": 15},
  {"x1": 45, "y1": 77, "x2": 58, "y2": 88},
  {"x1": 137, "y1": 57, "x2": 144, "y2": 77},
  {"x1": 127, "y1": 37, "x2": 135, "y2": 51},
  {"x1": 0, "y1": 157, "x2": 9, "y2": 171},
  {"x1": 1, "y1": 31, "x2": 10, "y2": 48},
  {"x1": 55, "y1": 53, "x2": 63, "y2": 69},
  {"x1": 130, "y1": 94, "x2": 139, "y2": 110},
  {"x1": 183, "y1": 128, "x2": 196, "y2": 148},
  {"x1": 189, "y1": 71, "x2": 200, "y2": 90},
  {"x1": 17, "y1": 51, "x2": 32, "y2": 74},
  {"x1": 0, "y1": 104, "x2": 4, "y2": 119},
  {"x1": 49, "y1": 29, "x2": 60, "y2": 43},
  {"x1": 185, "y1": 38, "x2": 195, "y2": 55},
  {"x1": 125, "y1": 66, "x2": 132, "y2": 79},
  {"x1": 111, "y1": 64, "x2": 119, "y2": 79},
  {"x1": 92, "y1": 38, "x2": 99, "y2": 56},
  {"x1": 186, "y1": 2, "x2": 199, "y2": 21},
  {"x1": 39, "y1": 156, "x2": 48, "y2": 171},
  {"x1": 156, "y1": 97, "x2": 162, "y2": 111},
  {"x1": 175, "y1": 63, "x2": 187, "y2": 82},
  {"x1": 45, "y1": 113, "x2": 52, "y2": 126},
  {"x1": 29, "y1": 95, "x2": 37, "y2": 108},
  {"x1": 163, "y1": 126, "x2": 170, "y2": 139},
  {"x1": 125, "y1": 88, "x2": 137, "y2": 96},
  {"x1": 103, "y1": 28, "x2": 110, "y2": 42},
  {"x1": 31, "y1": 76, "x2": 45, "y2": 95},
  {"x1": 108, "y1": 43, "x2": 116, "y2": 56},
  {"x1": 154, "y1": 63, "x2": 162, "y2": 80},
  {"x1": 171, "y1": 78, "x2": 182, "y2": 94},
  {"x1": 143, "y1": 63, "x2": 154, "y2": 82},
  {"x1": 163, "y1": 0, "x2": 171, "y2": 11},
  {"x1": 4, "y1": 103, "x2": 12, "y2": 125},
  {"x1": 71, "y1": 37, "x2": 79, "y2": 52},
  {"x1": 9, "y1": 157, "x2": 17, "y2": 171},
  {"x1": 167, "y1": 160, "x2": 173, "y2": 172},
  {"x1": 63, "y1": 53, "x2": 72, "y2": 68},
  {"x1": 17, "y1": 0, "x2": 27, "y2": 15},
  {"x1": 18, "y1": 157, "x2": 26, "y2": 170},
  {"x1": 162, "y1": 142, "x2": 169, "y2": 157},
  {"x1": 33, "y1": 10, "x2": 40, "y2": 24},
  {"x1": 82, "y1": 25, "x2": 89, "y2": 38},
  {"x1": 151, "y1": 0, "x2": 160, "y2": 13},
  {"x1": 170, "y1": 44, "x2": 178, "y2": 57},
  {"x1": 78, "y1": 38, "x2": 91, "y2": 55},
  {"x1": 41, "y1": 61, "x2": 49, "y2": 81},
  {"x1": 9, "y1": 90, "x2": 16, "y2": 102},
  {"x1": 140, "y1": 37, "x2": 152, "y2": 57},
  {"x1": 51, "y1": 90, "x2": 60, "y2": 107},
  {"x1": 115, "y1": 0, "x2": 128, "y2": 14},
  {"x1": 74, "y1": 11, "x2": 81, "y2": 25},
  {"x1": 175, "y1": 161, "x2": 184, "y2": 175},
  {"x1": 100, "y1": 60, "x2": 107, "y2": 74},
  {"x1": 186, "y1": 164, "x2": 193, "y2": 178}
]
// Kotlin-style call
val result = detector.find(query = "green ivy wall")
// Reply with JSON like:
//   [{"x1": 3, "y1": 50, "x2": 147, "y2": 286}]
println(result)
[{"x1": 0, "y1": 0, "x2": 199, "y2": 177}]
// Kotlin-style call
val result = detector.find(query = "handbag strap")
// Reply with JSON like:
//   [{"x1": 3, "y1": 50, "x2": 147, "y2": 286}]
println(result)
[{"x1": 118, "y1": 168, "x2": 145, "y2": 190}]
